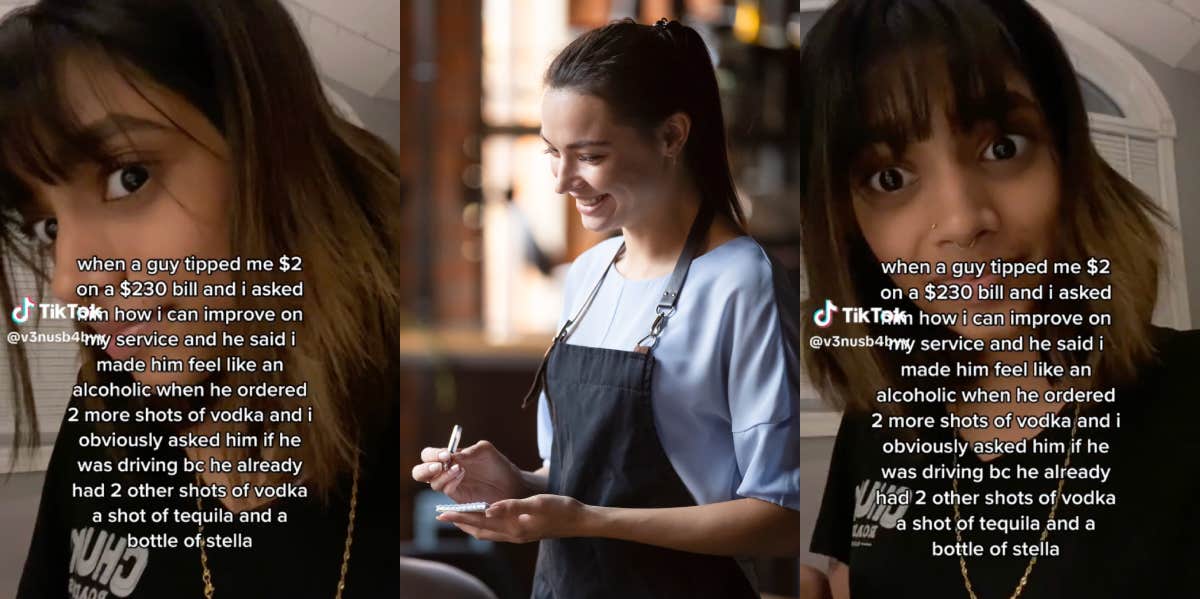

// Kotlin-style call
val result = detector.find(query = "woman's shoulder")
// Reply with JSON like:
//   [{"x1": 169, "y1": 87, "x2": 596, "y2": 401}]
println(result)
[
  {"x1": 694, "y1": 237, "x2": 800, "y2": 329},
  {"x1": 1141, "y1": 326, "x2": 1200, "y2": 390},
  {"x1": 1118, "y1": 326, "x2": 1200, "y2": 420},
  {"x1": 1149, "y1": 325, "x2": 1200, "y2": 361},
  {"x1": 693, "y1": 236, "x2": 777, "y2": 291}
]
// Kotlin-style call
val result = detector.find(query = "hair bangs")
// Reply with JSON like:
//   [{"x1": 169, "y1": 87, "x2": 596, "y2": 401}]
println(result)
[
  {"x1": 800, "y1": 0, "x2": 1164, "y2": 418},
  {"x1": 835, "y1": 0, "x2": 1026, "y2": 172},
  {"x1": 0, "y1": 11, "x2": 117, "y2": 212}
]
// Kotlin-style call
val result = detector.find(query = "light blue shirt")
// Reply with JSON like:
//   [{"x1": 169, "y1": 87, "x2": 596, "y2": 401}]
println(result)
[{"x1": 537, "y1": 235, "x2": 800, "y2": 510}]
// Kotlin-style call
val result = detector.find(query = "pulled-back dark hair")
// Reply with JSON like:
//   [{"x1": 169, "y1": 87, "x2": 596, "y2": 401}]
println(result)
[{"x1": 545, "y1": 18, "x2": 744, "y2": 227}]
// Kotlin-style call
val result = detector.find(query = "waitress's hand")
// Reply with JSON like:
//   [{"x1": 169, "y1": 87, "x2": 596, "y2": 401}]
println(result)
[
  {"x1": 436, "y1": 494, "x2": 588, "y2": 543},
  {"x1": 411, "y1": 440, "x2": 529, "y2": 504}
]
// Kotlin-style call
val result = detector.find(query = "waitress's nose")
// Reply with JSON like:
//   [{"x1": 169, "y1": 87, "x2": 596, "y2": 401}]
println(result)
[{"x1": 554, "y1": 159, "x2": 581, "y2": 195}]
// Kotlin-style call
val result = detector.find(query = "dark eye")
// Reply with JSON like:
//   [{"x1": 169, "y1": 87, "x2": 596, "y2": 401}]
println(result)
[
  {"x1": 578, "y1": 154, "x2": 602, "y2": 164},
  {"x1": 22, "y1": 218, "x2": 57, "y2": 246},
  {"x1": 104, "y1": 164, "x2": 150, "y2": 200},
  {"x1": 867, "y1": 167, "x2": 916, "y2": 193},
  {"x1": 982, "y1": 134, "x2": 1028, "y2": 161}
]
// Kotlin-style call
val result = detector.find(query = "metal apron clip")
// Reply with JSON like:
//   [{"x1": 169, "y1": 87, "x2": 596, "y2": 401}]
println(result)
[
  {"x1": 523, "y1": 204, "x2": 713, "y2": 401},
  {"x1": 635, "y1": 306, "x2": 675, "y2": 354},
  {"x1": 632, "y1": 205, "x2": 712, "y2": 355}
]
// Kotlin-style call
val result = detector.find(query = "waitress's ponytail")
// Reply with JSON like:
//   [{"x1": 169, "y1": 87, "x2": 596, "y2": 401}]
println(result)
[{"x1": 546, "y1": 18, "x2": 744, "y2": 228}]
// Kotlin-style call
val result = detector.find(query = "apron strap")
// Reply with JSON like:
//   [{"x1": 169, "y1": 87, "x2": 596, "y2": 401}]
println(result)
[
  {"x1": 521, "y1": 242, "x2": 625, "y2": 410},
  {"x1": 521, "y1": 204, "x2": 714, "y2": 408},
  {"x1": 557, "y1": 242, "x2": 626, "y2": 344},
  {"x1": 634, "y1": 205, "x2": 713, "y2": 354}
]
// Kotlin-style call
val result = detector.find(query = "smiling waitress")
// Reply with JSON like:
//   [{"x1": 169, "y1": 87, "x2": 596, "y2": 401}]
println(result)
[{"x1": 411, "y1": 18, "x2": 800, "y2": 598}]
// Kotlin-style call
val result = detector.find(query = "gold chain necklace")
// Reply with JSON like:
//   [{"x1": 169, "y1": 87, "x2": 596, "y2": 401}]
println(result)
[
  {"x1": 951, "y1": 403, "x2": 1080, "y2": 599},
  {"x1": 195, "y1": 455, "x2": 360, "y2": 599}
]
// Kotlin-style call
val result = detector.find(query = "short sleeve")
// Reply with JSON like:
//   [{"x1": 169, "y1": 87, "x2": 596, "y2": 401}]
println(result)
[
  {"x1": 728, "y1": 254, "x2": 801, "y2": 510},
  {"x1": 809, "y1": 412, "x2": 861, "y2": 564}
]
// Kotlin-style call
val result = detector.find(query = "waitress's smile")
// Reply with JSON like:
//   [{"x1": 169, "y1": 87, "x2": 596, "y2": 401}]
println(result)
[{"x1": 573, "y1": 193, "x2": 614, "y2": 217}]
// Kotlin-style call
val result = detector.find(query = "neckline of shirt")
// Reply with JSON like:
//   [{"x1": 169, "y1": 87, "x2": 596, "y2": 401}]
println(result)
[{"x1": 609, "y1": 235, "x2": 753, "y2": 283}]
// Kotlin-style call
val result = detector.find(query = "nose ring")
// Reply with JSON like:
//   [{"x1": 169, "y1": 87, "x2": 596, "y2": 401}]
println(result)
[{"x1": 954, "y1": 238, "x2": 977, "y2": 249}]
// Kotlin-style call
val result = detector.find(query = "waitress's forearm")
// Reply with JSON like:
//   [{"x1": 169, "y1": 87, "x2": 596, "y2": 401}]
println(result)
[
  {"x1": 520, "y1": 465, "x2": 550, "y2": 495},
  {"x1": 580, "y1": 497, "x2": 799, "y2": 557}
]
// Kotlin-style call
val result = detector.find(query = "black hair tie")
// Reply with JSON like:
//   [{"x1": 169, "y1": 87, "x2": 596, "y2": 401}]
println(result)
[{"x1": 653, "y1": 18, "x2": 690, "y2": 50}]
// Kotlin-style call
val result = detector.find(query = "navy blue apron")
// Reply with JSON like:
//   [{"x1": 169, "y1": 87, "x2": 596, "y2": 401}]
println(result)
[{"x1": 521, "y1": 207, "x2": 759, "y2": 599}]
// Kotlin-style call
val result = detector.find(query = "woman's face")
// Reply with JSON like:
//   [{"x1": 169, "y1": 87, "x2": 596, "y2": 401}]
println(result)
[
  {"x1": 850, "y1": 75, "x2": 1060, "y2": 342},
  {"x1": 16, "y1": 57, "x2": 234, "y2": 386},
  {"x1": 540, "y1": 88, "x2": 673, "y2": 233}
]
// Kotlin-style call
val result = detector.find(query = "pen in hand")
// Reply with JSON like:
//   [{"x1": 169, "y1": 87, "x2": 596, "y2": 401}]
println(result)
[{"x1": 444, "y1": 424, "x2": 462, "y2": 469}]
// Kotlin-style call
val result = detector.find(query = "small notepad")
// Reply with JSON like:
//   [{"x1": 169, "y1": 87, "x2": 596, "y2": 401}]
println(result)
[{"x1": 435, "y1": 502, "x2": 489, "y2": 513}]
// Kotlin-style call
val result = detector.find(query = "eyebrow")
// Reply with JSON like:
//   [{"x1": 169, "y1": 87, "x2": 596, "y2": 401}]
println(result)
[
  {"x1": 43, "y1": 114, "x2": 171, "y2": 173},
  {"x1": 11, "y1": 113, "x2": 173, "y2": 185},
  {"x1": 540, "y1": 133, "x2": 611, "y2": 150}
]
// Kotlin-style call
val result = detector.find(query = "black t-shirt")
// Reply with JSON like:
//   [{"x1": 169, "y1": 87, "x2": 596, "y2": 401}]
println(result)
[
  {"x1": 16, "y1": 371, "x2": 400, "y2": 599},
  {"x1": 811, "y1": 326, "x2": 1200, "y2": 598}
]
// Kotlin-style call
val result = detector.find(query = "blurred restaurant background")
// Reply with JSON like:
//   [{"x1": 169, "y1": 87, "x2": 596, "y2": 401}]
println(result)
[
  {"x1": 399, "y1": 0, "x2": 810, "y2": 596},
  {"x1": 400, "y1": 0, "x2": 1200, "y2": 595}
]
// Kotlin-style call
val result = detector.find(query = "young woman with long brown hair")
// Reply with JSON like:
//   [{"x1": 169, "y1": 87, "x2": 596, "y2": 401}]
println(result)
[
  {"x1": 798, "y1": 1, "x2": 1200, "y2": 597},
  {"x1": 412, "y1": 18, "x2": 801, "y2": 599},
  {"x1": 0, "y1": 1, "x2": 401, "y2": 596}
]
